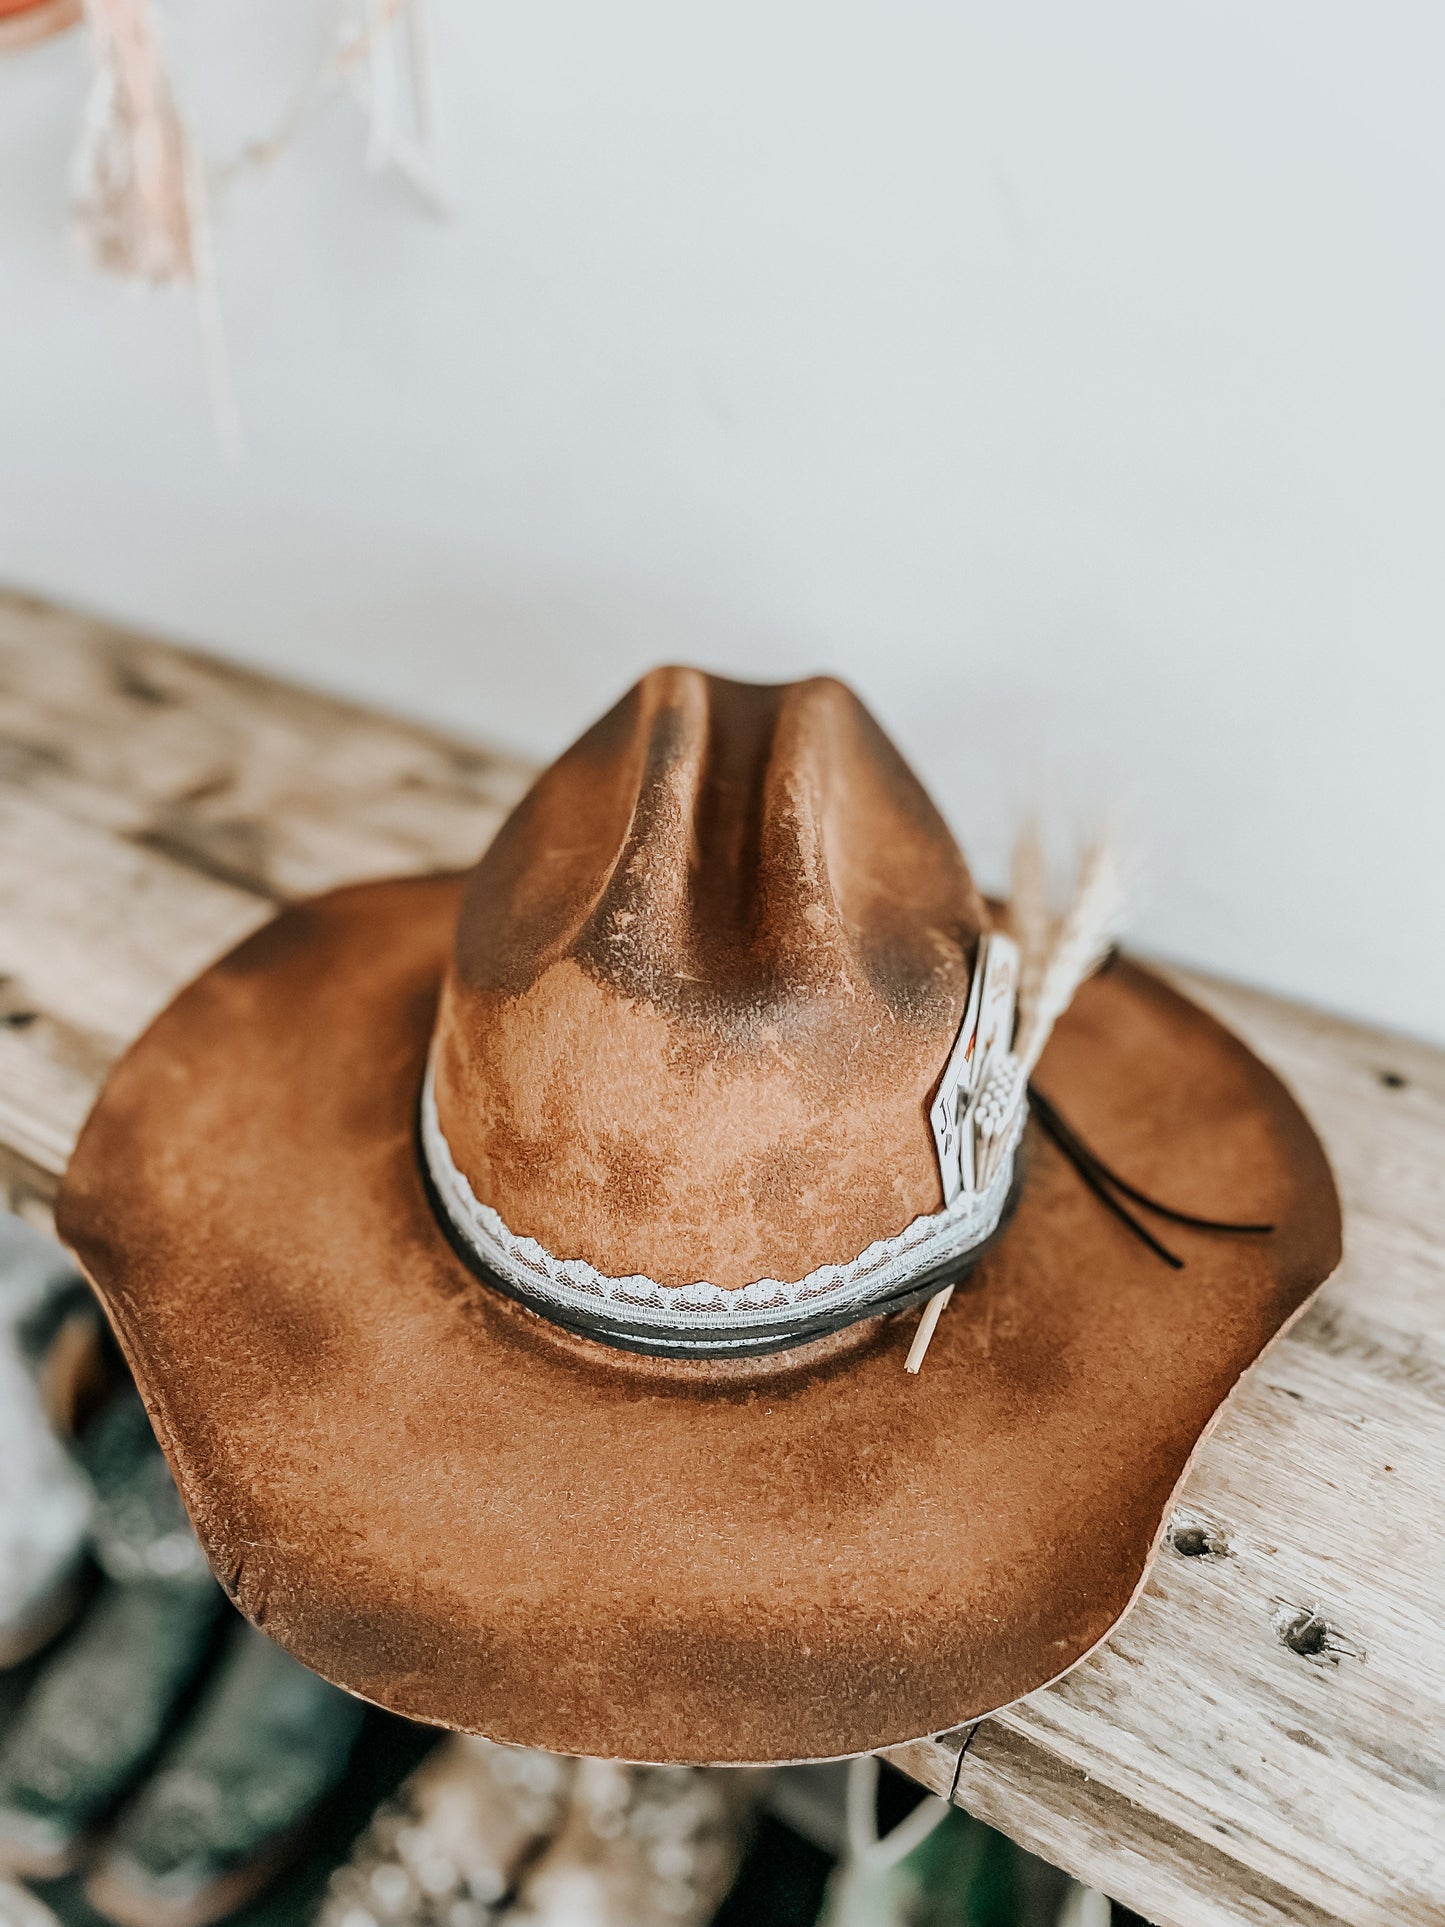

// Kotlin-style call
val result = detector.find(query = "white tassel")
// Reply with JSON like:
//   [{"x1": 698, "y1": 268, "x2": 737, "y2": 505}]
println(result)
[
  {"x1": 370, "y1": 0, "x2": 447, "y2": 210},
  {"x1": 235, "y1": 0, "x2": 447, "y2": 213}
]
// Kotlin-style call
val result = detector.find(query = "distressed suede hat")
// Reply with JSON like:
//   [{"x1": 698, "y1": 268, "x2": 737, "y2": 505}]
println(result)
[{"x1": 57, "y1": 668, "x2": 1340, "y2": 1763}]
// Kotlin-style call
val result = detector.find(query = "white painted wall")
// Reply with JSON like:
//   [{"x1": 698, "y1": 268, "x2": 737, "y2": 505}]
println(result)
[{"x1": 2, "y1": 2, "x2": 1442, "y2": 1039}]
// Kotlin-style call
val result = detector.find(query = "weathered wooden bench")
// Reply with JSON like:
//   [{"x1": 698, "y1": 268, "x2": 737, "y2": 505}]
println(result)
[{"x1": 1, "y1": 589, "x2": 1440, "y2": 1927}]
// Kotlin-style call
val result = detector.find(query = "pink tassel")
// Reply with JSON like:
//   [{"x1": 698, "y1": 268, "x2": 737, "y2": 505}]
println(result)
[{"x1": 73, "y1": 0, "x2": 196, "y2": 283}]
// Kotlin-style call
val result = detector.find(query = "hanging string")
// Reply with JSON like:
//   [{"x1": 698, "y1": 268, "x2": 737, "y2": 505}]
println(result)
[{"x1": 1027, "y1": 1084, "x2": 1275, "y2": 1269}]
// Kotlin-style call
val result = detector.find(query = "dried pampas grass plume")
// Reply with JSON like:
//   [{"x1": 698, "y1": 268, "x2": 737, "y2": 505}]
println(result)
[
  {"x1": 1011, "y1": 826, "x2": 1126, "y2": 1077},
  {"x1": 1008, "y1": 817, "x2": 1051, "y2": 1031}
]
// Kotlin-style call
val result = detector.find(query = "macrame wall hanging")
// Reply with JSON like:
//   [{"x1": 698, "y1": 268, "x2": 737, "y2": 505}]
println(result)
[{"x1": 2, "y1": 0, "x2": 446, "y2": 445}]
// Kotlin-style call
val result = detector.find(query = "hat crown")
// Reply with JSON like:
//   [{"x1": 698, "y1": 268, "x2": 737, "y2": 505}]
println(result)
[
  {"x1": 432, "y1": 667, "x2": 986, "y2": 1291},
  {"x1": 453, "y1": 665, "x2": 981, "y2": 1027}
]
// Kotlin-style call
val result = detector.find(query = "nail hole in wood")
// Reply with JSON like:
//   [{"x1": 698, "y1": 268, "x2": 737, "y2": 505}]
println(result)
[
  {"x1": 1168, "y1": 1515, "x2": 1228, "y2": 1558},
  {"x1": 113, "y1": 663, "x2": 175, "y2": 707},
  {"x1": 1378, "y1": 1070, "x2": 1408, "y2": 1090},
  {"x1": 1275, "y1": 1607, "x2": 1342, "y2": 1661}
]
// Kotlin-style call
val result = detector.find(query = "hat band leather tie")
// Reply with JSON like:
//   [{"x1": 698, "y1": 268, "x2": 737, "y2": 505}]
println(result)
[
  {"x1": 1026, "y1": 1084, "x2": 1276, "y2": 1266},
  {"x1": 418, "y1": 1059, "x2": 1026, "y2": 1358}
]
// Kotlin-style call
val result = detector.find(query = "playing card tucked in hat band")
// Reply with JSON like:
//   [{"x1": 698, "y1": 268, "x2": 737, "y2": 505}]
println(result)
[{"x1": 56, "y1": 667, "x2": 1341, "y2": 1763}]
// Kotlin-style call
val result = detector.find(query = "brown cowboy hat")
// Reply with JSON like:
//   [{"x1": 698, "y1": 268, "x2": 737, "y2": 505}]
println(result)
[{"x1": 57, "y1": 668, "x2": 1339, "y2": 1764}]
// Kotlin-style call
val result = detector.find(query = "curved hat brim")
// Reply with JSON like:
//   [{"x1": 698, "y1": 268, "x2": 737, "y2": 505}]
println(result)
[{"x1": 56, "y1": 874, "x2": 1340, "y2": 1764}]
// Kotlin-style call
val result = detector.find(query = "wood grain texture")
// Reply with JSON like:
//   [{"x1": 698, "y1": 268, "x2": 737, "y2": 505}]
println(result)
[
  {"x1": 0, "y1": 591, "x2": 531, "y2": 1189},
  {"x1": 890, "y1": 980, "x2": 1445, "y2": 1927},
  {"x1": 1, "y1": 589, "x2": 1440, "y2": 1924}
]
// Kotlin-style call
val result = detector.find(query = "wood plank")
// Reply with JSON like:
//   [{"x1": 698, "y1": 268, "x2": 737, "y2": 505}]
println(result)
[
  {"x1": 1, "y1": 589, "x2": 1441, "y2": 1926},
  {"x1": 889, "y1": 985, "x2": 1445, "y2": 1926},
  {"x1": 889, "y1": 1724, "x2": 1354, "y2": 1927},
  {"x1": 0, "y1": 590, "x2": 529, "y2": 1182},
  {"x1": 0, "y1": 591, "x2": 532, "y2": 901}
]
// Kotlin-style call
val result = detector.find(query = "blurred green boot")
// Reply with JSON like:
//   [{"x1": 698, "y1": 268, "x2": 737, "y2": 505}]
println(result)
[
  {"x1": 0, "y1": 1217, "x2": 95, "y2": 1669},
  {"x1": 0, "y1": 1395, "x2": 221, "y2": 1878},
  {"x1": 87, "y1": 1622, "x2": 365, "y2": 1927}
]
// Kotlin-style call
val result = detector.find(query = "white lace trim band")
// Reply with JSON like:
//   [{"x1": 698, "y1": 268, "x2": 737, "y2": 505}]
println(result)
[{"x1": 419, "y1": 1061, "x2": 1024, "y2": 1355}]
